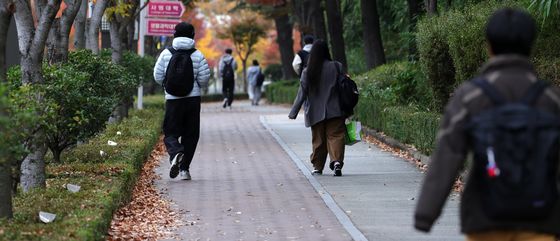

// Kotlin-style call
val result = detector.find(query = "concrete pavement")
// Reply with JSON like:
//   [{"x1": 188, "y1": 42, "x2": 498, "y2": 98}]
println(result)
[{"x1": 155, "y1": 100, "x2": 463, "y2": 241}]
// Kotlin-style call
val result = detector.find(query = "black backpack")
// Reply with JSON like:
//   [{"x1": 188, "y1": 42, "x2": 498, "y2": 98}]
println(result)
[
  {"x1": 222, "y1": 59, "x2": 235, "y2": 81},
  {"x1": 297, "y1": 50, "x2": 310, "y2": 75},
  {"x1": 256, "y1": 70, "x2": 265, "y2": 87},
  {"x1": 468, "y1": 78, "x2": 560, "y2": 220},
  {"x1": 334, "y1": 63, "x2": 359, "y2": 116},
  {"x1": 163, "y1": 47, "x2": 197, "y2": 97}
]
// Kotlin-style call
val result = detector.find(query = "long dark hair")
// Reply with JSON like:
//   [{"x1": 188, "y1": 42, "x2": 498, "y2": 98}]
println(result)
[{"x1": 306, "y1": 39, "x2": 331, "y2": 88}]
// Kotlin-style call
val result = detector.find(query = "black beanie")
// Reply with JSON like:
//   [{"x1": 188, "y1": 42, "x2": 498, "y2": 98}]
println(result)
[{"x1": 174, "y1": 22, "x2": 195, "y2": 38}]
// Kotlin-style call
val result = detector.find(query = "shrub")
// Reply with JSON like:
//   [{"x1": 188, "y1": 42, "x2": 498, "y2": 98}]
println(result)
[
  {"x1": 534, "y1": 57, "x2": 560, "y2": 85},
  {"x1": 0, "y1": 106, "x2": 163, "y2": 240},
  {"x1": 265, "y1": 80, "x2": 299, "y2": 104},
  {"x1": 417, "y1": 15, "x2": 456, "y2": 111},
  {"x1": 263, "y1": 64, "x2": 283, "y2": 81}
]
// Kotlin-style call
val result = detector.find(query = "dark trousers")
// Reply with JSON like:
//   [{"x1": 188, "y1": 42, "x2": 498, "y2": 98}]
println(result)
[
  {"x1": 163, "y1": 97, "x2": 201, "y2": 171},
  {"x1": 222, "y1": 79, "x2": 234, "y2": 106}
]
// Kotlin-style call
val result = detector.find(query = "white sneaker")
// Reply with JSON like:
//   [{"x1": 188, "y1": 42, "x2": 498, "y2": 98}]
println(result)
[
  {"x1": 169, "y1": 153, "x2": 183, "y2": 179},
  {"x1": 179, "y1": 170, "x2": 191, "y2": 180}
]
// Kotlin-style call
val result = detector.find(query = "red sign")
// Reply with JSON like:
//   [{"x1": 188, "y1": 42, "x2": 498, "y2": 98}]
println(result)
[
  {"x1": 147, "y1": 1, "x2": 185, "y2": 18},
  {"x1": 146, "y1": 19, "x2": 182, "y2": 36}
]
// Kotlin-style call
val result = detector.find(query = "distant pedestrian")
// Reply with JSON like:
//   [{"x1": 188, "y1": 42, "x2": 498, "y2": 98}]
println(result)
[
  {"x1": 289, "y1": 39, "x2": 350, "y2": 176},
  {"x1": 292, "y1": 35, "x2": 314, "y2": 77},
  {"x1": 247, "y1": 59, "x2": 264, "y2": 106},
  {"x1": 218, "y1": 48, "x2": 237, "y2": 109},
  {"x1": 414, "y1": 8, "x2": 560, "y2": 241},
  {"x1": 153, "y1": 22, "x2": 211, "y2": 180}
]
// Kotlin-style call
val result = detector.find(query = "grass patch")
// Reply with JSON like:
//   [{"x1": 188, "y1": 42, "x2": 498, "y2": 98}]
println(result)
[{"x1": 0, "y1": 103, "x2": 164, "y2": 240}]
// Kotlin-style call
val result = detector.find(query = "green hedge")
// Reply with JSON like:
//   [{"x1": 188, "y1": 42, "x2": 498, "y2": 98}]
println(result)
[
  {"x1": 417, "y1": 1, "x2": 560, "y2": 109},
  {"x1": 0, "y1": 105, "x2": 163, "y2": 240},
  {"x1": 265, "y1": 80, "x2": 298, "y2": 104}
]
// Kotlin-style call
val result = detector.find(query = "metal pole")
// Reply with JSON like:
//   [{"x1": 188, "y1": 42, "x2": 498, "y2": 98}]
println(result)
[{"x1": 136, "y1": 0, "x2": 146, "y2": 110}]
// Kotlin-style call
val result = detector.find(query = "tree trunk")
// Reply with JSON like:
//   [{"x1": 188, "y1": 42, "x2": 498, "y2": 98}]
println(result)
[
  {"x1": 407, "y1": 0, "x2": 422, "y2": 60},
  {"x1": 274, "y1": 14, "x2": 296, "y2": 80},
  {"x1": 58, "y1": 0, "x2": 81, "y2": 61},
  {"x1": 360, "y1": 0, "x2": 386, "y2": 70},
  {"x1": 426, "y1": 0, "x2": 437, "y2": 15},
  {"x1": 46, "y1": 19, "x2": 61, "y2": 63},
  {"x1": 86, "y1": 0, "x2": 108, "y2": 54},
  {"x1": 0, "y1": 162, "x2": 13, "y2": 219},
  {"x1": 73, "y1": 0, "x2": 87, "y2": 49},
  {"x1": 0, "y1": 2, "x2": 12, "y2": 82},
  {"x1": 293, "y1": 0, "x2": 312, "y2": 42},
  {"x1": 110, "y1": 19, "x2": 122, "y2": 64},
  {"x1": 325, "y1": 0, "x2": 347, "y2": 70},
  {"x1": 20, "y1": 139, "x2": 47, "y2": 192},
  {"x1": 14, "y1": 0, "x2": 62, "y2": 192},
  {"x1": 47, "y1": 0, "x2": 80, "y2": 63},
  {"x1": 241, "y1": 60, "x2": 247, "y2": 93},
  {"x1": 309, "y1": 0, "x2": 327, "y2": 41}
]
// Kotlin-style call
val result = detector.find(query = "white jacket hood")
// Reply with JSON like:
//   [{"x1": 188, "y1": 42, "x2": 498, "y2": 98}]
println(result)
[{"x1": 172, "y1": 37, "x2": 195, "y2": 50}]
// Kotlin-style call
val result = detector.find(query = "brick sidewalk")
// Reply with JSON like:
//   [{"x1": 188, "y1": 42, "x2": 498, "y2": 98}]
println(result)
[{"x1": 156, "y1": 101, "x2": 352, "y2": 241}]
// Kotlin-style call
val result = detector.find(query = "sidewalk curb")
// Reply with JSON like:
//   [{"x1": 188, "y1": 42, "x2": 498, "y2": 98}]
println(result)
[{"x1": 362, "y1": 127, "x2": 431, "y2": 167}]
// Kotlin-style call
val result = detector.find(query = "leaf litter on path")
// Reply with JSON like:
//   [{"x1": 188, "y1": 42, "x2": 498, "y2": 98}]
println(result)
[
  {"x1": 363, "y1": 133, "x2": 464, "y2": 193},
  {"x1": 108, "y1": 137, "x2": 186, "y2": 241}
]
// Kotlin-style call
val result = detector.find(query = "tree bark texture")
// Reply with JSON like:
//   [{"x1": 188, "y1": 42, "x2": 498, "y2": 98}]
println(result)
[
  {"x1": 407, "y1": 0, "x2": 422, "y2": 59},
  {"x1": 14, "y1": 0, "x2": 61, "y2": 192},
  {"x1": 86, "y1": 0, "x2": 108, "y2": 54},
  {"x1": 57, "y1": 0, "x2": 82, "y2": 61},
  {"x1": 14, "y1": 0, "x2": 61, "y2": 84},
  {"x1": 47, "y1": 0, "x2": 81, "y2": 63},
  {"x1": 426, "y1": 0, "x2": 437, "y2": 15},
  {"x1": 0, "y1": 163, "x2": 13, "y2": 219},
  {"x1": 309, "y1": 0, "x2": 327, "y2": 41},
  {"x1": 73, "y1": 0, "x2": 88, "y2": 49},
  {"x1": 274, "y1": 14, "x2": 296, "y2": 79},
  {"x1": 110, "y1": 19, "x2": 122, "y2": 64},
  {"x1": 360, "y1": 0, "x2": 386, "y2": 70},
  {"x1": 0, "y1": 1, "x2": 13, "y2": 82},
  {"x1": 293, "y1": 0, "x2": 312, "y2": 44},
  {"x1": 20, "y1": 139, "x2": 48, "y2": 192},
  {"x1": 325, "y1": 0, "x2": 347, "y2": 70}
]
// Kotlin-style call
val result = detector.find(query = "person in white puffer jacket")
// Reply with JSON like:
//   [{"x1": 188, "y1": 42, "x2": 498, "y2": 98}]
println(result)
[{"x1": 153, "y1": 22, "x2": 210, "y2": 181}]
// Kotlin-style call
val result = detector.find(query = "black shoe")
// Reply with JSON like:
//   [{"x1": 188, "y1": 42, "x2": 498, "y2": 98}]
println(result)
[
  {"x1": 312, "y1": 169, "x2": 322, "y2": 175},
  {"x1": 333, "y1": 162, "x2": 342, "y2": 176},
  {"x1": 222, "y1": 98, "x2": 228, "y2": 108},
  {"x1": 170, "y1": 153, "x2": 184, "y2": 178}
]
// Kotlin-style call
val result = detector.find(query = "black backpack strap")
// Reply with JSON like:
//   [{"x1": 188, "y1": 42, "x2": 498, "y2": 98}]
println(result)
[
  {"x1": 472, "y1": 78, "x2": 506, "y2": 105},
  {"x1": 167, "y1": 47, "x2": 177, "y2": 54},
  {"x1": 521, "y1": 80, "x2": 549, "y2": 105}
]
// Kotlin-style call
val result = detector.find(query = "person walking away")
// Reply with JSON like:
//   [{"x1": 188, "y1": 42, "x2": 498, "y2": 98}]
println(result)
[
  {"x1": 219, "y1": 48, "x2": 237, "y2": 108},
  {"x1": 414, "y1": 8, "x2": 560, "y2": 241},
  {"x1": 288, "y1": 40, "x2": 350, "y2": 176},
  {"x1": 247, "y1": 59, "x2": 263, "y2": 106},
  {"x1": 153, "y1": 22, "x2": 211, "y2": 180},
  {"x1": 292, "y1": 35, "x2": 314, "y2": 77}
]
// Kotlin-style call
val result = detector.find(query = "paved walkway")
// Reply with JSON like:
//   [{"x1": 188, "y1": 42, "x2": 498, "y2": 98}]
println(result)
[{"x1": 155, "y1": 101, "x2": 462, "y2": 241}]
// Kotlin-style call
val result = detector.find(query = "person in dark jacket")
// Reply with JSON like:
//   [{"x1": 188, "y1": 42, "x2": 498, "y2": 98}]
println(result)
[
  {"x1": 414, "y1": 8, "x2": 560, "y2": 241},
  {"x1": 218, "y1": 48, "x2": 237, "y2": 108},
  {"x1": 289, "y1": 40, "x2": 348, "y2": 176}
]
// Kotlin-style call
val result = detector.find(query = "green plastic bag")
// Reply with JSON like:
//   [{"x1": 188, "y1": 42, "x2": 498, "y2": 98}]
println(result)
[{"x1": 345, "y1": 120, "x2": 362, "y2": 145}]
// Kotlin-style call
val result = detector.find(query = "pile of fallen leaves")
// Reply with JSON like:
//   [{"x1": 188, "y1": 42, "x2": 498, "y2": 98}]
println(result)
[
  {"x1": 363, "y1": 133, "x2": 464, "y2": 193},
  {"x1": 108, "y1": 137, "x2": 184, "y2": 240}
]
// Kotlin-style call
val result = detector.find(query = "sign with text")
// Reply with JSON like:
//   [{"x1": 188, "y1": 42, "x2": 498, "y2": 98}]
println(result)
[
  {"x1": 146, "y1": 19, "x2": 181, "y2": 36},
  {"x1": 147, "y1": 1, "x2": 185, "y2": 18}
]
